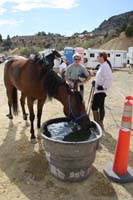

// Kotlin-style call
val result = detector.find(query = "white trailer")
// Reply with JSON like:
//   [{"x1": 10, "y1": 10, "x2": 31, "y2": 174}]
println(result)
[
  {"x1": 87, "y1": 48, "x2": 127, "y2": 69},
  {"x1": 127, "y1": 47, "x2": 133, "y2": 67}
]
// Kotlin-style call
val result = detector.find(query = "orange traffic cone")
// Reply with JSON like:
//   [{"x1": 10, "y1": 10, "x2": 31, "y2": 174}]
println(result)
[
  {"x1": 104, "y1": 96, "x2": 133, "y2": 183},
  {"x1": 113, "y1": 128, "x2": 130, "y2": 175}
]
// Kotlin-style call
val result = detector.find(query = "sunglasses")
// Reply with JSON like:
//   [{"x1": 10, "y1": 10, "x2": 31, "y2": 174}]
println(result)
[{"x1": 74, "y1": 58, "x2": 81, "y2": 61}]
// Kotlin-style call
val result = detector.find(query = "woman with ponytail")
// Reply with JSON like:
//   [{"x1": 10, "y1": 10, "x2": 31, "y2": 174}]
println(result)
[{"x1": 91, "y1": 52, "x2": 112, "y2": 130}]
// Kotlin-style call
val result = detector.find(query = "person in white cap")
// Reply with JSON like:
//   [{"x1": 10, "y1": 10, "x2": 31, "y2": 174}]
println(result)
[
  {"x1": 65, "y1": 53, "x2": 90, "y2": 97},
  {"x1": 59, "y1": 58, "x2": 67, "y2": 79}
]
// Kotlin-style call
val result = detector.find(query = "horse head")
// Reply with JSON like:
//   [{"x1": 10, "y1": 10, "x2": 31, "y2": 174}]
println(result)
[
  {"x1": 44, "y1": 49, "x2": 61, "y2": 68},
  {"x1": 64, "y1": 90, "x2": 91, "y2": 130},
  {"x1": 43, "y1": 70, "x2": 90, "y2": 130},
  {"x1": 52, "y1": 49, "x2": 61, "y2": 59},
  {"x1": 32, "y1": 50, "x2": 61, "y2": 74}
]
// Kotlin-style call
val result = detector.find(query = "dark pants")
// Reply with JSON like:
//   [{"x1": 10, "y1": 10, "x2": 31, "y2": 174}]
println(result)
[
  {"x1": 91, "y1": 93, "x2": 106, "y2": 121},
  {"x1": 79, "y1": 85, "x2": 84, "y2": 97}
]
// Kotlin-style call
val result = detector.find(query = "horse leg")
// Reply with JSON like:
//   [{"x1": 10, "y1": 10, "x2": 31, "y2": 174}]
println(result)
[
  {"x1": 37, "y1": 99, "x2": 45, "y2": 139},
  {"x1": 6, "y1": 86, "x2": 14, "y2": 127},
  {"x1": 37, "y1": 99, "x2": 45, "y2": 129},
  {"x1": 20, "y1": 93, "x2": 29, "y2": 126},
  {"x1": 27, "y1": 97, "x2": 36, "y2": 144}
]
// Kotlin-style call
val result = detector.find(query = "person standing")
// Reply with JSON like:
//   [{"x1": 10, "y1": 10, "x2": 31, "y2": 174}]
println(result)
[
  {"x1": 65, "y1": 53, "x2": 90, "y2": 97},
  {"x1": 53, "y1": 56, "x2": 61, "y2": 73},
  {"x1": 59, "y1": 58, "x2": 67, "y2": 79},
  {"x1": 91, "y1": 52, "x2": 112, "y2": 130}
]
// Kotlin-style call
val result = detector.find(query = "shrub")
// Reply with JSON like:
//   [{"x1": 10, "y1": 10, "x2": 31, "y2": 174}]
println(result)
[{"x1": 125, "y1": 25, "x2": 133, "y2": 37}]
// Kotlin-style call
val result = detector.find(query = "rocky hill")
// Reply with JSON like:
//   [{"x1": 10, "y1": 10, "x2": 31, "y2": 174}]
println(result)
[{"x1": 93, "y1": 11, "x2": 133, "y2": 36}]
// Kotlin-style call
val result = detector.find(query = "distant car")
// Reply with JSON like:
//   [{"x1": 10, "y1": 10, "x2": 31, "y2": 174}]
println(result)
[{"x1": 5, "y1": 56, "x2": 14, "y2": 61}]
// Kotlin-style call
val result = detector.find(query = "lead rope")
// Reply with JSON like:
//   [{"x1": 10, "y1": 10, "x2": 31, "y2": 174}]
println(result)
[
  {"x1": 68, "y1": 95, "x2": 88, "y2": 121},
  {"x1": 86, "y1": 85, "x2": 95, "y2": 116}
]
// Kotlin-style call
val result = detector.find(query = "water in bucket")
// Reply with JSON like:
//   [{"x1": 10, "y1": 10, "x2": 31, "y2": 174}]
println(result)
[{"x1": 44, "y1": 121, "x2": 98, "y2": 142}]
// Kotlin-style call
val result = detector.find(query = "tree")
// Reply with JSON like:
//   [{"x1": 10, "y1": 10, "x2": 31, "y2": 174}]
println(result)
[
  {"x1": 129, "y1": 16, "x2": 133, "y2": 25},
  {"x1": 3, "y1": 35, "x2": 12, "y2": 50},
  {"x1": 125, "y1": 25, "x2": 133, "y2": 37},
  {"x1": 36, "y1": 31, "x2": 46, "y2": 36},
  {"x1": 0, "y1": 34, "x2": 3, "y2": 43}
]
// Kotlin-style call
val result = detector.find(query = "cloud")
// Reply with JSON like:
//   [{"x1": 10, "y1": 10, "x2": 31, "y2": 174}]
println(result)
[
  {"x1": 0, "y1": 19, "x2": 24, "y2": 26},
  {"x1": 0, "y1": 0, "x2": 79, "y2": 13},
  {"x1": 0, "y1": 6, "x2": 6, "y2": 15}
]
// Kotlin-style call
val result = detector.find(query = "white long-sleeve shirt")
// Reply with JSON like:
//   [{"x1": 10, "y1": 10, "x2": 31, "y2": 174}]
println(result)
[{"x1": 94, "y1": 61, "x2": 112, "y2": 94}]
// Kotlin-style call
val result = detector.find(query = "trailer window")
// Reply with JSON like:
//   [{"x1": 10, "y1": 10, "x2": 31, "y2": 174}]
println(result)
[
  {"x1": 90, "y1": 53, "x2": 95, "y2": 57},
  {"x1": 107, "y1": 53, "x2": 110, "y2": 57},
  {"x1": 116, "y1": 54, "x2": 121, "y2": 57}
]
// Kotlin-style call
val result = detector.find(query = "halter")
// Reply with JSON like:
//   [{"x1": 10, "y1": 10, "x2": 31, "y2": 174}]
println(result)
[{"x1": 68, "y1": 95, "x2": 87, "y2": 122}]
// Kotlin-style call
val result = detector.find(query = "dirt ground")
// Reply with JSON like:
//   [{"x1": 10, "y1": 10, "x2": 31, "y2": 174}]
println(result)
[{"x1": 0, "y1": 63, "x2": 133, "y2": 200}]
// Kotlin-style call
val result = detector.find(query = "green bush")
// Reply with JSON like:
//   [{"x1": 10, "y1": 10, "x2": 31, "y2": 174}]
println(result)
[
  {"x1": 125, "y1": 25, "x2": 133, "y2": 37},
  {"x1": 19, "y1": 47, "x2": 38, "y2": 57}
]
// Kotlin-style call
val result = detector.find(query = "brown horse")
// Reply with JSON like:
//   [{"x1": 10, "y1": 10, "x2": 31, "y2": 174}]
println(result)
[
  {"x1": 4, "y1": 54, "x2": 90, "y2": 143},
  {"x1": 4, "y1": 50, "x2": 61, "y2": 123}
]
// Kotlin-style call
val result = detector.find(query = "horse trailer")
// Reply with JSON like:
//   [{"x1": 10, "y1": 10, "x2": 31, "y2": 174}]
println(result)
[
  {"x1": 87, "y1": 48, "x2": 127, "y2": 69},
  {"x1": 127, "y1": 47, "x2": 133, "y2": 67}
]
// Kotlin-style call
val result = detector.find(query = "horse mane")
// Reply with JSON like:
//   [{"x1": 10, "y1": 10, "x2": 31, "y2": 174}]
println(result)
[
  {"x1": 43, "y1": 70, "x2": 67, "y2": 98},
  {"x1": 33, "y1": 54, "x2": 49, "y2": 66},
  {"x1": 43, "y1": 70, "x2": 83, "y2": 107},
  {"x1": 32, "y1": 50, "x2": 61, "y2": 72}
]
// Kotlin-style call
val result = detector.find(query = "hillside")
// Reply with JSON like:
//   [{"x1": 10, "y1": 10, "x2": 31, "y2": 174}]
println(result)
[{"x1": 99, "y1": 32, "x2": 133, "y2": 50}]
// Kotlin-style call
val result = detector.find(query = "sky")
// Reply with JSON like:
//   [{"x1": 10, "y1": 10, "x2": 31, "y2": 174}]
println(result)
[{"x1": 0, "y1": 0, "x2": 132, "y2": 39}]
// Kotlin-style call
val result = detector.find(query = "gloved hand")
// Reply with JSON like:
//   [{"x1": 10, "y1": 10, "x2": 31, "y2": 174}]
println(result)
[
  {"x1": 97, "y1": 85, "x2": 104, "y2": 90},
  {"x1": 78, "y1": 77, "x2": 86, "y2": 82},
  {"x1": 92, "y1": 80, "x2": 95, "y2": 87},
  {"x1": 78, "y1": 73, "x2": 87, "y2": 78},
  {"x1": 78, "y1": 73, "x2": 87, "y2": 82}
]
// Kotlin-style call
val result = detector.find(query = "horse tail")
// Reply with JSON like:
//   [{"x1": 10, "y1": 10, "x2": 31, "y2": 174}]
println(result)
[{"x1": 12, "y1": 87, "x2": 18, "y2": 115}]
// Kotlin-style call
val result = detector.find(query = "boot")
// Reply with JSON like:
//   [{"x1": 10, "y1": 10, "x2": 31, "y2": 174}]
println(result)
[
  {"x1": 92, "y1": 111, "x2": 101, "y2": 150},
  {"x1": 93, "y1": 111, "x2": 104, "y2": 130},
  {"x1": 99, "y1": 121, "x2": 104, "y2": 131},
  {"x1": 92, "y1": 111, "x2": 100, "y2": 125},
  {"x1": 99, "y1": 109, "x2": 105, "y2": 131}
]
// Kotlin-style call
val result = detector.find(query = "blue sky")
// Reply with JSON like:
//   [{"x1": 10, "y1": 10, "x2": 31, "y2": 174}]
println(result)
[{"x1": 0, "y1": 0, "x2": 132, "y2": 39}]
